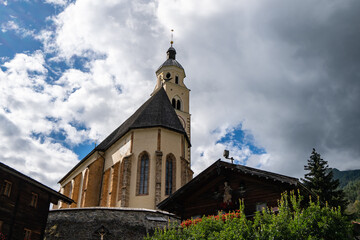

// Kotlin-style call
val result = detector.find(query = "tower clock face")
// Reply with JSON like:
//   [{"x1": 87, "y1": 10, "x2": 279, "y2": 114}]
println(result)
[{"x1": 178, "y1": 115, "x2": 186, "y2": 128}]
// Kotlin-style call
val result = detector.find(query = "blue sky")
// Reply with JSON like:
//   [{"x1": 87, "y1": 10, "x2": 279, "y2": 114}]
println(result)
[
  {"x1": 1, "y1": 0, "x2": 360, "y2": 189},
  {"x1": 1, "y1": 1, "x2": 53, "y2": 58}
]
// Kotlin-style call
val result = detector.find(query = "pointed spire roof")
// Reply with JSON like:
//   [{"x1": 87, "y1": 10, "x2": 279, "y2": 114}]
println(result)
[
  {"x1": 96, "y1": 87, "x2": 190, "y2": 151},
  {"x1": 156, "y1": 45, "x2": 184, "y2": 73}
]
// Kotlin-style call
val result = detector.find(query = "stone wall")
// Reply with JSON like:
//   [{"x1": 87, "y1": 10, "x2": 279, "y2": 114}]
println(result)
[{"x1": 44, "y1": 207, "x2": 179, "y2": 240}]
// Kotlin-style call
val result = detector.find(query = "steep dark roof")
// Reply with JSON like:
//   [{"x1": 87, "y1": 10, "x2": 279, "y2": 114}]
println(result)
[
  {"x1": 156, "y1": 58, "x2": 184, "y2": 72},
  {"x1": 158, "y1": 160, "x2": 302, "y2": 210},
  {"x1": 59, "y1": 87, "x2": 189, "y2": 183},
  {"x1": 96, "y1": 86, "x2": 189, "y2": 150},
  {"x1": 0, "y1": 162, "x2": 73, "y2": 204}
]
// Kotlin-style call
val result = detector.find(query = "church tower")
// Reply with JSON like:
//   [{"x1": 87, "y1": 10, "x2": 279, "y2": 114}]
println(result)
[{"x1": 153, "y1": 44, "x2": 191, "y2": 162}]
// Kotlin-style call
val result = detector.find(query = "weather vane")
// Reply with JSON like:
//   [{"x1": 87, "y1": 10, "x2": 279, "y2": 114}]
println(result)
[
  {"x1": 170, "y1": 29, "x2": 174, "y2": 46},
  {"x1": 223, "y1": 150, "x2": 234, "y2": 164}
]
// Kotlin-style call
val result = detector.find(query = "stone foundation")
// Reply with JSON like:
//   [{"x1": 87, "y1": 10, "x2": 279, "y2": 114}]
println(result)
[{"x1": 44, "y1": 207, "x2": 179, "y2": 240}]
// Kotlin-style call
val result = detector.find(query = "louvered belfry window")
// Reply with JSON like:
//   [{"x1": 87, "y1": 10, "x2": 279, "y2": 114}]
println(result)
[{"x1": 139, "y1": 154, "x2": 149, "y2": 195}]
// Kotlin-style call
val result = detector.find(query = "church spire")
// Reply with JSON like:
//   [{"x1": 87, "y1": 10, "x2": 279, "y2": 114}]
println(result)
[{"x1": 167, "y1": 29, "x2": 176, "y2": 60}]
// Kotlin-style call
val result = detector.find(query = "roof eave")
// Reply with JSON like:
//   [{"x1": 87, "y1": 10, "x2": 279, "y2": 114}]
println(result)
[
  {"x1": 0, "y1": 162, "x2": 74, "y2": 204},
  {"x1": 158, "y1": 160, "x2": 300, "y2": 209}
]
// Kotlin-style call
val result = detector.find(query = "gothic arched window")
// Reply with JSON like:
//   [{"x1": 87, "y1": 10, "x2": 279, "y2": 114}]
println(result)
[
  {"x1": 137, "y1": 152, "x2": 150, "y2": 195},
  {"x1": 172, "y1": 98, "x2": 176, "y2": 108},
  {"x1": 165, "y1": 154, "x2": 176, "y2": 195},
  {"x1": 176, "y1": 100, "x2": 181, "y2": 110}
]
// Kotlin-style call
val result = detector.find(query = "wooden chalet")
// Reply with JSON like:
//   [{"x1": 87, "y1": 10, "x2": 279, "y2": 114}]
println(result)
[
  {"x1": 158, "y1": 160, "x2": 305, "y2": 220},
  {"x1": 0, "y1": 162, "x2": 73, "y2": 240}
]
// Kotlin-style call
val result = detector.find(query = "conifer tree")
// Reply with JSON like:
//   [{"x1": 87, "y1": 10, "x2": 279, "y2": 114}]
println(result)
[{"x1": 302, "y1": 148, "x2": 346, "y2": 209}]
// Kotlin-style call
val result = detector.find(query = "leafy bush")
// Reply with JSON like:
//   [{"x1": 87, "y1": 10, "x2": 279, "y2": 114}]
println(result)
[{"x1": 146, "y1": 191, "x2": 352, "y2": 240}]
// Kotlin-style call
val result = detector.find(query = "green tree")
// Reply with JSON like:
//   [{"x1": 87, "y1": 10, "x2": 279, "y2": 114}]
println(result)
[
  {"x1": 302, "y1": 148, "x2": 347, "y2": 209},
  {"x1": 344, "y1": 179, "x2": 360, "y2": 203},
  {"x1": 346, "y1": 200, "x2": 360, "y2": 221},
  {"x1": 344, "y1": 179, "x2": 360, "y2": 220}
]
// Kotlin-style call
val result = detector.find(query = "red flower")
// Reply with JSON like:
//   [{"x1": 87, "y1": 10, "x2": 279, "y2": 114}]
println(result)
[
  {"x1": 180, "y1": 210, "x2": 243, "y2": 228},
  {"x1": 0, "y1": 232, "x2": 6, "y2": 240}
]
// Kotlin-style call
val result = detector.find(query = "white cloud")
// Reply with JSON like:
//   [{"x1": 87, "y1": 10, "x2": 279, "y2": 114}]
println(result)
[
  {"x1": 44, "y1": 0, "x2": 70, "y2": 6},
  {"x1": 0, "y1": 53, "x2": 79, "y2": 188},
  {"x1": 1, "y1": 20, "x2": 19, "y2": 32},
  {"x1": 1, "y1": 20, "x2": 35, "y2": 38}
]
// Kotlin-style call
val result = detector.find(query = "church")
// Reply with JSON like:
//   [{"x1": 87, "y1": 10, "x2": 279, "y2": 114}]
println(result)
[
  {"x1": 46, "y1": 43, "x2": 307, "y2": 239},
  {"x1": 53, "y1": 43, "x2": 193, "y2": 211}
]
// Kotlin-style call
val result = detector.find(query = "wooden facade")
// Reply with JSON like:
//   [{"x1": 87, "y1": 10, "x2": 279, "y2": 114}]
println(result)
[
  {"x1": 0, "y1": 162, "x2": 73, "y2": 240},
  {"x1": 158, "y1": 160, "x2": 306, "y2": 220}
]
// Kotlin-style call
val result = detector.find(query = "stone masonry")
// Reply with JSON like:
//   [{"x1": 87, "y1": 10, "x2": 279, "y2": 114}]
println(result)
[{"x1": 44, "y1": 207, "x2": 179, "y2": 240}]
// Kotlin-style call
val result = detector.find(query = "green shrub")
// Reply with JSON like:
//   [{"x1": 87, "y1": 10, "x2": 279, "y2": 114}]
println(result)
[{"x1": 146, "y1": 191, "x2": 352, "y2": 240}]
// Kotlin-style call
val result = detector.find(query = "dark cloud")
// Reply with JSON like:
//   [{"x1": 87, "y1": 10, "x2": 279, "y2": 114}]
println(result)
[
  {"x1": 174, "y1": 1, "x2": 360, "y2": 175},
  {"x1": 259, "y1": 1, "x2": 360, "y2": 160}
]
